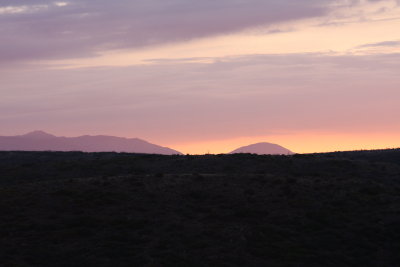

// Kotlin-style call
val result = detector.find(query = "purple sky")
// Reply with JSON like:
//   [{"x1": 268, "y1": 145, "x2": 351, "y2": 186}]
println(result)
[
  {"x1": 0, "y1": 0, "x2": 332, "y2": 63},
  {"x1": 1, "y1": 0, "x2": 399, "y2": 153}
]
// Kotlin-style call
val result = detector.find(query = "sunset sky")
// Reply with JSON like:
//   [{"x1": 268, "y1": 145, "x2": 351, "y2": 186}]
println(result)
[{"x1": 1, "y1": 0, "x2": 399, "y2": 154}]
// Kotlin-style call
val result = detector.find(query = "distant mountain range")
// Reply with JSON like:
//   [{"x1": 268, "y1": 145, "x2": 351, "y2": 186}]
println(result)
[
  {"x1": 230, "y1": 142, "x2": 294, "y2": 155},
  {"x1": 0, "y1": 131, "x2": 294, "y2": 155},
  {"x1": 0, "y1": 131, "x2": 182, "y2": 155}
]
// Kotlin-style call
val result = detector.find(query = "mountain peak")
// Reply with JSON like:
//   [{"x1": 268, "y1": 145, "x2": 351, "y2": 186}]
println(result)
[
  {"x1": 1, "y1": 131, "x2": 181, "y2": 154},
  {"x1": 230, "y1": 142, "x2": 294, "y2": 155},
  {"x1": 23, "y1": 131, "x2": 56, "y2": 138}
]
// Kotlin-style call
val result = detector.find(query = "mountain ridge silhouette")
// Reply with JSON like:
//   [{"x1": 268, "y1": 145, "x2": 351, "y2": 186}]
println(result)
[
  {"x1": 0, "y1": 131, "x2": 182, "y2": 155},
  {"x1": 1, "y1": 132, "x2": 295, "y2": 155}
]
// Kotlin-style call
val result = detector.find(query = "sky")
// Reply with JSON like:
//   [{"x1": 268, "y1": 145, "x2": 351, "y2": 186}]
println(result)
[{"x1": 1, "y1": 0, "x2": 399, "y2": 154}]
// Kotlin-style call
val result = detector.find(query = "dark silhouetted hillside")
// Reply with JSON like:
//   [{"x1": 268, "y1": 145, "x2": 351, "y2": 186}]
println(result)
[{"x1": 0, "y1": 149, "x2": 400, "y2": 266}]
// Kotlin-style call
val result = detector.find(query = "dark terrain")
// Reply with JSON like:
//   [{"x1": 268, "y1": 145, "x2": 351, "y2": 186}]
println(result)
[{"x1": 1, "y1": 149, "x2": 400, "y2": 266}]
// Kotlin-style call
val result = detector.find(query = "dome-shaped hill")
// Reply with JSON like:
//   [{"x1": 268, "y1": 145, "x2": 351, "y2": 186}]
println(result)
[{"x1": 230, "y1": 142, "x2": 294, "y2": 155}]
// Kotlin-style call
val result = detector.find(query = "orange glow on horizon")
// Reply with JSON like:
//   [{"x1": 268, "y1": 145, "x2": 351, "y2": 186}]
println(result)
[{"x1": 169, "y1": 132, "x2": 400, "y2": 155}]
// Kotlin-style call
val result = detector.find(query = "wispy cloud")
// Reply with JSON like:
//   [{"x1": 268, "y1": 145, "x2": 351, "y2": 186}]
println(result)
[
  {"x1": 356, "y1": 40, "x2": 400, "y2": 48},
  {"x1": 1, "y1": 52, "x2": 400, "y2": 141},
  {"x1": 1, "y1": 0, "x2": 384, "y2": 64},
  {"x1": 54, "y1": 2, "x2": 69, "y2": 7},
  {"x1": 0, "y1": 4, "x2": 48, "y2": 14}
]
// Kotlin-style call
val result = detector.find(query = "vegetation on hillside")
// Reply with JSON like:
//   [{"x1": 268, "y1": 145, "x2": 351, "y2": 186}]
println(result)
[{"x1": 1, "y1": 149, "x2": 400, "y2": 266}]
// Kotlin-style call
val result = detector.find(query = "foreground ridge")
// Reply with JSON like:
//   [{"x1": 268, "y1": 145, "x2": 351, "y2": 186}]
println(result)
[{"x1": 1, "y1": 149, "x2": 400, "y2": 266}]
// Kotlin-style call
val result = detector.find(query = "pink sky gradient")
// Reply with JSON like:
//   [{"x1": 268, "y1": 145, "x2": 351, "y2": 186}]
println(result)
[{"x1": 1, "y1": 0, "x2": 399, "y2": 154}]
